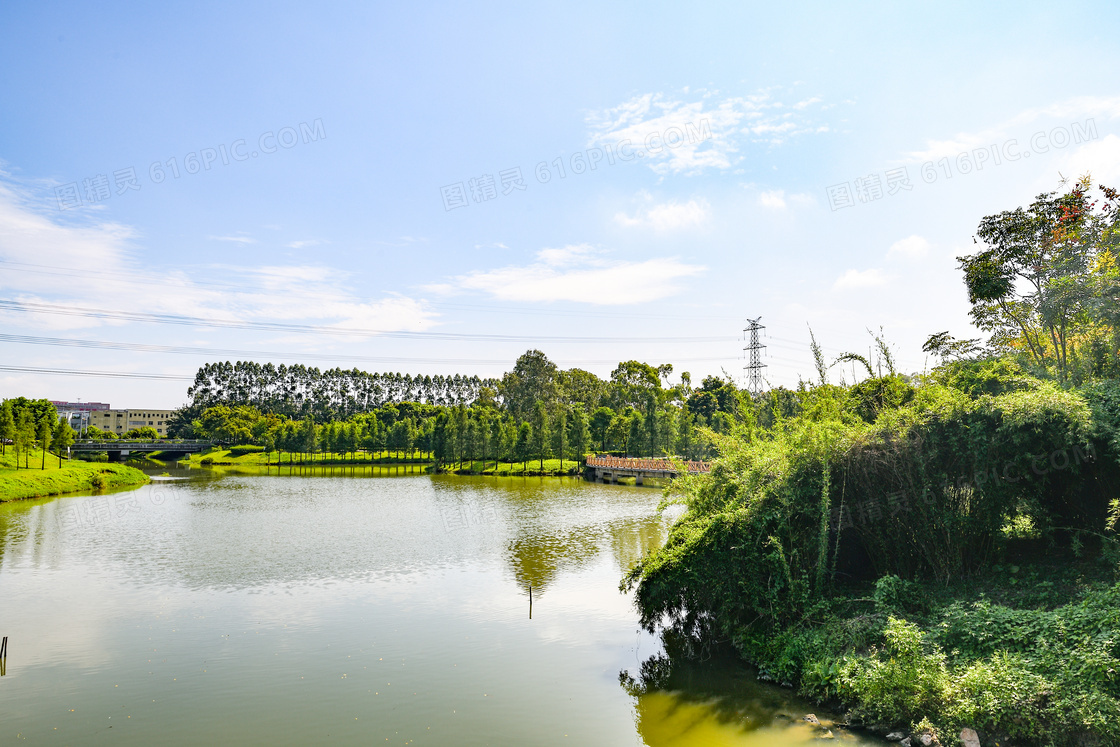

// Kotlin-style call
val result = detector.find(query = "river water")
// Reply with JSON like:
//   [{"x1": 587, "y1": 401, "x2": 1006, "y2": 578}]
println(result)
[{"x1": 0, "y1": 468, "x2": 881, "y2": 745}]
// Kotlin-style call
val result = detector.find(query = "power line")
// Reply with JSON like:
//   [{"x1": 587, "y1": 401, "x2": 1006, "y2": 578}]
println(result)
[
  {"x1": 0, "y1": 300, "x2": 736, "y2": 344},
  {"x1": 0, "y1": 365, "x2": 191, "y2": 380},
  {"x1": 0, "y1": 332, "x2": 741, "y2": 367}
]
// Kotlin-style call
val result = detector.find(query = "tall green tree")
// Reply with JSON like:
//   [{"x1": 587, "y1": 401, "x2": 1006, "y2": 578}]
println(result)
[
  {"x1": 551, "y1": 407, "x2": 567, "y2": 471},
  {"x1": 300, "y1": 416, "x2": 318, "y2": 463},
  {"x1": 568, "y1": 408, "x2": 589, "y2": 465},
  {"x1": 532, "y1": 401, "x2": 551, "y2": 471},
  {"x1": 16, "y1": 410, "x2": 34, "y2": 469},
  {"x1": 501, "y1": 350, "x2": 559, "y2": 421},
  {"x1": 957, "y1": 177, "x2": 1118, "y2": 380},
  {"x1": 0, "y1": 401, "x2": 13, "y2": 456},
  {"x1": 38, "y1": 417, "x2": 52, "y2": 470},
  {"x1": 52, "y1": 420, "x2": 75, "y2": 467},
  {"x1": 589, "y1": 407, "x2": 614, "y2": 452},
  {"x1": 515, "y1": 422, "x2": 532, "y2": 473},
  {"x1": 609, "y1": 360, "x2": 663, "y2": 413}
]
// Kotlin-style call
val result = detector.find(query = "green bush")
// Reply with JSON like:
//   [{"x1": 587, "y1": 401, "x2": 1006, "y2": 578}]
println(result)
[
  {"x1": 873, "y1": 574, "x2": 925, "y2": 614},
  {"x1": 228, "y1": 444, "x2": 265, "y2": 457},
  {"x1": 840, "y1": 617, "x2": 950, "y2": 726}
]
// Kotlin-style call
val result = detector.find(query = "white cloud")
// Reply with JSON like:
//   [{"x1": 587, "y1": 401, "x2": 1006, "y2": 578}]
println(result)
[
  {"x1": 586, "y1": 88, "x2": 831, "y2": 175},
  {"x1": 426, "y1": 244, "x2": 705, "y2": 305},
  {"x1": 887, "y1": 235, "x2": 930, "y2": 260},
  {"x1": 614, "y1": 198, "x2": 710, "y2": 230},
  {"x1": 0, "y1": 178, "x2": 438, "y2": 335},
  {"x1": 758, "y1": 190, "x2": 787, "y2": 209},
  {"x1": 286, "y1": 238, "x2": 326, "y2": 249},
  {"x1": 833, "y1": 268, "x2": 889, "y2": 290},
  {"x1": 207, "y1": 233, "x2": 256, "y2": 244},
  {"x1": 1064, "y1": 134, "x2": 1120, "y2": 186},
  {"x1": 904, "y1": 96, "x2": 1120, "y2": 163}
]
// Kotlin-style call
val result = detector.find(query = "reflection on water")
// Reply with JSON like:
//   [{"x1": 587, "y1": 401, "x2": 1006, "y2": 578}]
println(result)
[
  {"x1": 622, "y1": 635, "x2": 870, "y2": 746},
  {"x1": 0, "y1": 471, "x2": 882, "y2": 745}
]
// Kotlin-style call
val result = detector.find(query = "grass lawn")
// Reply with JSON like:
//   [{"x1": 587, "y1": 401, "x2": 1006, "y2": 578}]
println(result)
[
  {"x1": 0, "y1": 448, "x2": 150, "y2": 502},
  {"x1": 182, "y1": 448, "x2": 435, "y2": 466}
]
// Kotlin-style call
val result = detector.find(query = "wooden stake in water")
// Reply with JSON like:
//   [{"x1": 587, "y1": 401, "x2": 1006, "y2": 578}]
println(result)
[
  {"x1": 529, "y1": 585, "x2": 532, "y2": 619},
  {"x1": 1, "y1": 635, "x2": 7, "y2": 658}
]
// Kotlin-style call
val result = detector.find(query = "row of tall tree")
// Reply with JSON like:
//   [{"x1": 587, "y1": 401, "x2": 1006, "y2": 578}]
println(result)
[
  {"x1": 0, "y1": 398, "x2": 75, "y2": 469},
  {"x1": 182, "y1": 362, "x2": 500, "y2": 421}
]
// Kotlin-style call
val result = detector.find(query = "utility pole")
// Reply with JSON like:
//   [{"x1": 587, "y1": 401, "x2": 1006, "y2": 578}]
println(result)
[{"x1": 743, "y1": 317, "x2": 767, "y2": 397}]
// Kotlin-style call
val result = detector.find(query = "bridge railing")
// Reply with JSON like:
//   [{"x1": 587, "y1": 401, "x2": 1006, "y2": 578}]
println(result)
[
  {"x1": 585, "y1": 456, "x2": 710, "y2": 473},
  {"x1": 71, "y1": 439, "x2": 214, "y2": 449}
]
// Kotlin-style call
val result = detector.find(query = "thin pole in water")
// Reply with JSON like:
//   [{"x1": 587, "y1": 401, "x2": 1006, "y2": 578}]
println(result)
[
  {"x1": 529, "y1": 585, "x2": 532, "y2": 619},
  {"x1": 1, "y1": 635, "x2": 7, "y2": 658}
]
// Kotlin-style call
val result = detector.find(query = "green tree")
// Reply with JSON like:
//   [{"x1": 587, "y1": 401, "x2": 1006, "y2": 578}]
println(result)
[
  {"x1": 551, "y1": 407, "x2": 567, "y2": 471},
  {"x1": 957, "y1": 177, "x2": 1118, "y2": 380},
  {"x1": 515, "y1": 422, "x2": 532, "y2": 473},
  {"x1": 532, "y1": 401, "x2": 551, "y2": 471},
  {"x1": 0, "y1": 400, "x2": 13, "y2": 456},
  {"x1": 260, "y1": 431, "x2": 276, "y2": 464},
  {"x1": 122, "y1": 426, "x2": 160, "y2": 440},
  {"x1": 628, "y1": 414, "x2": 645, "y2": 457},
  {"x1": 568, "y1": 408, "x2": 589, "y2": 465},
  {"x1": 52, "y1": 419, "x2": 75, "y2": 467},
  {"x1": 590, "y1": 407, "x2": 614, "y2": 451},
  {"x1": 609, "y1": 360, "x2": 663, "y2": 413},
  {"x1": 606, "y1": 414, "x2": 629, "y2": 454},
  {"x1": 38, "y1": 417, "x2": 52, "y2": 470},
  {"x1": 16, "y1": 410, "x2": 34, "y2": 469},
  {"x1": 557, "y1": 368, "x2": 606, "y2": 411},
  {"x1": 656, "y1": 408, "x2": 677, "y2": 457},
  {"x1": 499, "y1": 417, "x2": 516, "y2": 463},
  {"x1": 300, "y1": 416, "x2": 318, "y2": 463},
  {"x1": 501, "y1": 350, "x2": 559, "y2": 420}
]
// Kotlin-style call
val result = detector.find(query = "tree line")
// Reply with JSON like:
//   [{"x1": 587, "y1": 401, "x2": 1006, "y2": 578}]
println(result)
[
  {"x1": 183, "y1": 361, "x2": 500, "y2": 421},
  {"x1": 0, "y1": 398, "x2": 75, "y2": 470},
  {"x1": 174, "y1": 351, "x2": 751, "y2": 468}
]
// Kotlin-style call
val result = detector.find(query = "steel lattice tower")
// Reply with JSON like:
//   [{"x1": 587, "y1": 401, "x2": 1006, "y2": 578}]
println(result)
[{"x1": 743, "y1": 317, "x2": 767, "y2": 396}]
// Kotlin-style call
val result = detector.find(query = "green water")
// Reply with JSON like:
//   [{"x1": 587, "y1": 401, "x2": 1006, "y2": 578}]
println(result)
[{"x1": 0, "y1": 471, "x2": 881, "y2": 745}]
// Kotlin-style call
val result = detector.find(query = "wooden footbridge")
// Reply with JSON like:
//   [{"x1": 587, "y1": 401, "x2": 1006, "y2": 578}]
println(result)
[{"x1": 584, "y1": 456, "x2": 710, "y2": 485}]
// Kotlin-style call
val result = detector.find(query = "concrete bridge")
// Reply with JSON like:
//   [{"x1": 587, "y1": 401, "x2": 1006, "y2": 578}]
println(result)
[
  {"x1": 585, "y1": 456, "x2": 710, "y2": 485},
  {"x1": 70, "y1": 439, "x2": 214, "y2": 462}
]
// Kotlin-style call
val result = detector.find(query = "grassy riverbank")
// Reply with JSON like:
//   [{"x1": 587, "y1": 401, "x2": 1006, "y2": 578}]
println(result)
[
  {"x1": 182, "y1": 449, "x2": 584, "y2": 476},
  {"x1": 0, "y1": 449, "x2": 150, "y2": 502},
  {"x1": 182, "y1": 448, "x2": 434, "y2": 467}
]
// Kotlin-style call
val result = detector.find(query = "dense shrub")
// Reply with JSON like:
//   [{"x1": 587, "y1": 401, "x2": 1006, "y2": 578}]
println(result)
[{"x1": 228, "y1": 444, "x2": 265, "y2": 457}]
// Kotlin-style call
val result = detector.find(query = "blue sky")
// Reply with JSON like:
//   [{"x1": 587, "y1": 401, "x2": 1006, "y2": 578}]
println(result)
[{"x1": 2, "y1": 1, "x2": 1119, "y2": 408}]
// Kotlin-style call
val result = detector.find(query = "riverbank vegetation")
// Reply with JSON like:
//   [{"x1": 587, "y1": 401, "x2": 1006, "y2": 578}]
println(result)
[
  {"x1": 169, "y1": 349, "x2": 745, "y2": 472},
  {"x1": 624, "y1": 177, "x2": 1120, "y2": 745},
  {"x1": 0, "y1": 446, "x2": 149, "y2": 502},
  {"x1": 183, "y1": 447, "x2": 581, "y2": 475}
]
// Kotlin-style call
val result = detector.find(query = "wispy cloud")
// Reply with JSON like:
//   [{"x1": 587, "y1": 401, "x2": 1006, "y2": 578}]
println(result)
[
  {"x1": 425, "y1": 244, "x2": 705, "y2": 305},
  {"x1": 614, "y1": 198, "x2": 710, "y2": 231},
  {"x1": 208, "y1": 233, "x2": 256, "y2": 244},
  {"x1": 0, "y1": 178, "x2": 438, "y2": 334},
  {"x1": 833, "y1": 268, "x2": 889, "y2": 290},
  {"x1": 758, "y1": 190, "x2": 787, "y2": 209},
  {"x1": 904, "y1": 95, "x2": 1120, "y2": 163},
  {"x1": 586, "y1": 88, "x2": 832, "y2": 175},
  {"x1": 286, "y1": 238, "x2": 327, "y2": 249},
  {"x1": 887, "y1": 235, "x2": 930, "y2": 260}
]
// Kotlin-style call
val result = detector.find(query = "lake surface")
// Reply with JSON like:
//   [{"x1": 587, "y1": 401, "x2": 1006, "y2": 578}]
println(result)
[{"x1": 0, "y1": 469, "x2": 880, "y2": 745}]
